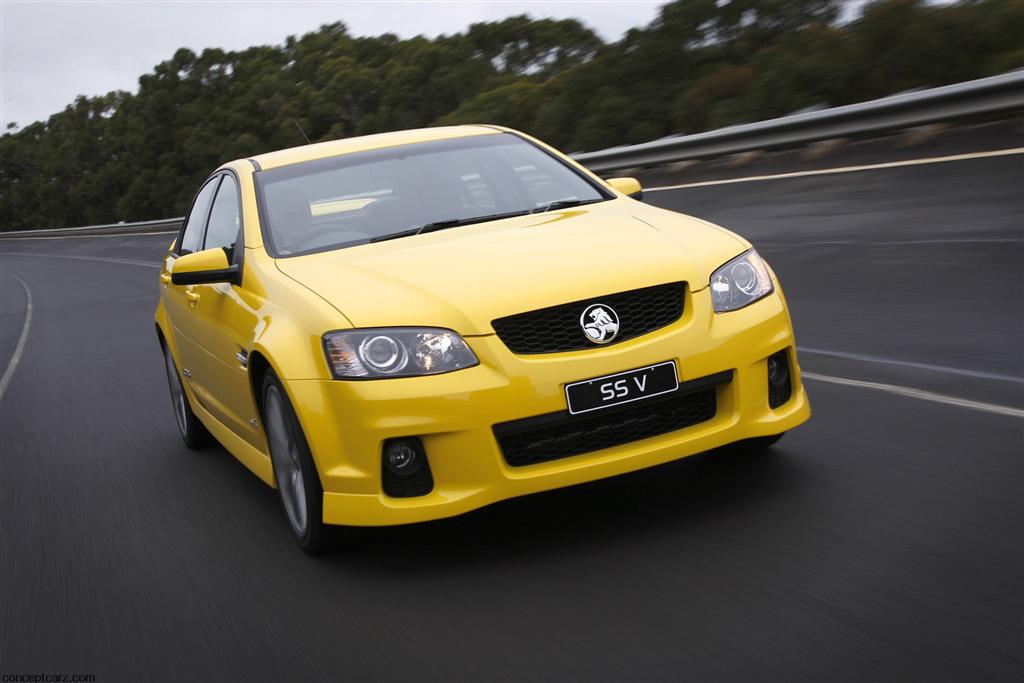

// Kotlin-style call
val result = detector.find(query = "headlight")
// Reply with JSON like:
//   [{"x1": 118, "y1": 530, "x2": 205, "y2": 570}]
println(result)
[
  {"x1": 323, "y1": 328, "x2": 478, "y2": 379},
  {"x1": 710, "y1": 249, "x2": 773, "y2": 312}
]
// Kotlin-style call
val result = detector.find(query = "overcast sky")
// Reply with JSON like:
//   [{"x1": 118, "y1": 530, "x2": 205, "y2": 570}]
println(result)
[{"x1": 0, "y1": 1, "x2": 664, "y2": 130}]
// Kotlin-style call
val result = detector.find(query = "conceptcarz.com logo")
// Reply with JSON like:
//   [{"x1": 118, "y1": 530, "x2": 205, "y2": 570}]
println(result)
[{"x1": 580, "y1": 304, "x2": 619, "y2": 344}]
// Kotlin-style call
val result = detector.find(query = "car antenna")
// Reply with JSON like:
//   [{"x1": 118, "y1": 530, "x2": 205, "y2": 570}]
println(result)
[{"x1": 292, "y1": 119, "x2": 312, "y2": 145}]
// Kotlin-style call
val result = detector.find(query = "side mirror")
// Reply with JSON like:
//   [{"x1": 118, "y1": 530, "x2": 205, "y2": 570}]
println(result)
[
  {"x1": 171, "y1": 248, "x2": 238, "y2": 286},
  {"x1": 606, "y1": 177, "x2": 643, "y2": 200}
]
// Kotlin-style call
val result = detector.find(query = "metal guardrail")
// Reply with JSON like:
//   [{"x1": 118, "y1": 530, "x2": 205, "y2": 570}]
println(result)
[
  {"x1": 573, "y1": 70, "x2": 1024, "y2": 172},
  {"x1": 2, "y1": 71, "x2": 1021, "y2": 238},
  {"x1": 0, "y1": 217, "x2": 183, "y2": 239}
]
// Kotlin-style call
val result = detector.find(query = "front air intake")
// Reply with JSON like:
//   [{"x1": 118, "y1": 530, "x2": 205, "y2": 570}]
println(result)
[{"x1": 493, "y1": 371, "x2": 730, "y2": 467}]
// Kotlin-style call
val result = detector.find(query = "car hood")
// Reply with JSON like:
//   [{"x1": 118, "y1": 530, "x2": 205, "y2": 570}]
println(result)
[{"x1": 274, "y1": 201, "x2": 748, "y2": 335}]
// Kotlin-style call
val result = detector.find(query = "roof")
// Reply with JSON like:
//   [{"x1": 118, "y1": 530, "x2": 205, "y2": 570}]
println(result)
[{"x1": 245, "y1": 124, "x2": 501, "y2": 171}]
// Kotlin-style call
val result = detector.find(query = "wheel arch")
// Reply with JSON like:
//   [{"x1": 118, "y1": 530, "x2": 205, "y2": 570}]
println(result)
[
  {"x1": 154, "y1": 300, "x2": 176, "y2": 356},
  {"x1": 246, "y1": 347, "x2": 301, "y2": 424},
  {"x1": 248, "y1": 348, "x2": 329, "y2": 492},
  {"x1": 247, "y1": 349, "x2": 272, "y2": 419}
]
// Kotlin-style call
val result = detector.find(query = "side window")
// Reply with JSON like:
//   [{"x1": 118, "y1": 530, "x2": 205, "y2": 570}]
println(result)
[
  {"x1": 204, "y1": 174, "x2": 241, "y2": 263},
  {"x1": 179, "y1": 178, "x2": 220, "y2": 255}
]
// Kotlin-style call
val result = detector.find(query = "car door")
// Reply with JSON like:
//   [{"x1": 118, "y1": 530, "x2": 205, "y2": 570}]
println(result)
[
  {"x1": 182, "y1": 172, "x2": 263, "y2": 444},
  {"x1": 162, "y1": 175, "x2": 220, "y2": 396}
]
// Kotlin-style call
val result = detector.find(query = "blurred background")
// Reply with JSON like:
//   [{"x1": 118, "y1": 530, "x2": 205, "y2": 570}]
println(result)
[{"x1": 1, "y1": 0, "x2": 1022, "y2": 230}]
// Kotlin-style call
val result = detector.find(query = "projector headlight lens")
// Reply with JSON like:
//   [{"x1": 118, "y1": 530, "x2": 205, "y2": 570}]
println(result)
[
  {"x1": 323, "y1": 328, "x2": 478, "y2": 379},
  {"x1": 710, "y1": 249, "x2": 774, "y2": 312}
]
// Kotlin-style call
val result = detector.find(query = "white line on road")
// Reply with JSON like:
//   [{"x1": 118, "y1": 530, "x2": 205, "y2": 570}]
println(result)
[
  {"x1": 802, "y1": 371, "x2": 1023, "y2": 418},
  {"x1": 0, "y1": 252, "x2": 159, "y2": 268},
  {"x1": 647, "y1": 147, "x2": 1024, "y2": 191},
  {"x1": 799, "y1": 347, "x2": 1023, "y2": 384},
  {"x1": 759, "y1": 237, "x2": 1024, "y2": 248},
  {"x1": 0, "y1": 271, "x2": 33, "y2": 403}
]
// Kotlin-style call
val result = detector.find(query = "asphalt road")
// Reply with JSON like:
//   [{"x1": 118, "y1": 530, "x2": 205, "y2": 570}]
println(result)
[{"x1": 1, "y1": 148, "x2": 1022, "y2": 682}]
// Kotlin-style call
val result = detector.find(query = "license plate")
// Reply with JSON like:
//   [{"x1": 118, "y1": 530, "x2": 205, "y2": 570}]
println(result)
[{"x1": 565, "y1": 361, "x2": 679, "y2": 415}]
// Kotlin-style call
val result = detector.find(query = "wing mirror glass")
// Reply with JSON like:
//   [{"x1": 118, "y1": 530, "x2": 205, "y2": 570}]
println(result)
[
  {"x1": 606, "y1": 177, "x2": 643, "y2": 200},
  {"x1": 171, "y1": 248, "x2": 238, "y2": 285}
]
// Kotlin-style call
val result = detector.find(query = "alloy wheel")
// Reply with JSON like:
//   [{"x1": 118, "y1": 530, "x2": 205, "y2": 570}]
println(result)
[
  {"x1": 163, "y1": 349, "x2": 188, "y2": 438},
  {"x1": 264, "y1": 387, "x2": 308, "y2": 537}
]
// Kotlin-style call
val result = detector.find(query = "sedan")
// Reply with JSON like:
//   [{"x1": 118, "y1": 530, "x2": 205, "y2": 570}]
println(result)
[{"x1": 156, "y1": 125, "x2": 810, "y2": 553}]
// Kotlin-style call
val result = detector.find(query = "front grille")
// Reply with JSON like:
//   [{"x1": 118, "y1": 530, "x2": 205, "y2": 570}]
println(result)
[
  {"x1": 493, "y1": 372, "x2": 730, "y2": 467},
  {"x1": 492, "y1": 282, "x2": 685, "y2": 354}
]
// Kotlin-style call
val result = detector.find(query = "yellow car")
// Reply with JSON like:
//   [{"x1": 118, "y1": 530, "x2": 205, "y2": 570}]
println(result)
[{"x1": 155, "y1": 125, "x2": 810, "y2": 553}]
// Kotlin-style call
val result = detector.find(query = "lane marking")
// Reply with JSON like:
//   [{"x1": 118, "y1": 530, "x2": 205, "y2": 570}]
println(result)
[
  {"x1": 802, "y1": 371, "x2": 1023, "y2": 419},
  {"x1": 0, "y1": 271, "x2": 33, "y2": 403},
  {"x1": 0, "y1": 252, "x2": 159, "y2": 269},
  {"x1": 0, "y1": 230, "x2": 177, "y2": 241},
  {"x1": 800, "y1": 347, "x2": 1023, "y2": 384},
  {"x1": 760, "y1": 237, "x2": 1024, "y2": 248},
  {"x1": 647, "y1": 147, "x2": 1024, "y2": 192}
]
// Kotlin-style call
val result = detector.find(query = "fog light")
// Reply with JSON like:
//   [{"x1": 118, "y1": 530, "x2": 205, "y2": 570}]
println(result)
[
  {"x1": 767, "y1": 353, "x2": 789, "y2": 386},
  {"x1": 767, "y1": 349, "x2": 792, "y2": 409},
  {"x1": 381, "y1": 437, "x2": 434, "y2": 498},
  {"x1": 384, "y1": 440, "x2": 421, "y2": 474}
]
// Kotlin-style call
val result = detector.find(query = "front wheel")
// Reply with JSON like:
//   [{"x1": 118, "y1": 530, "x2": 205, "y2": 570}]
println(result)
[
  {"x1": 162, "y1": 343, "x2": 209, "y2": 449},
  {"x1": 262, "y1": 372, "x2": 326, "y2": 555}
]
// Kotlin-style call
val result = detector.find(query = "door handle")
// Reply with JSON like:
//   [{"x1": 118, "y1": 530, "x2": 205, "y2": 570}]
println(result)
[
  {"x1": 185, "y1": 288, "x2": 200, "y2": 305},
  {"x1": 160, "y1": 273, "x2": 171, "y2": 284}
]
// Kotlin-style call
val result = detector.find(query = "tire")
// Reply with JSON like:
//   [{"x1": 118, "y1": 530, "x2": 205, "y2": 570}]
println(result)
[
  {"x1": 162, "y1": 342, "x2": 209, "y2": 449},
  {"x1": 261, "y1": 371, "x2": 326, "y2": 555}
]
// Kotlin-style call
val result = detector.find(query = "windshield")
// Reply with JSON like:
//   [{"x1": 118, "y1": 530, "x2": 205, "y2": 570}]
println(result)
[{"x1": 255, "y1": 133, "x2": 609, "y2": 257}]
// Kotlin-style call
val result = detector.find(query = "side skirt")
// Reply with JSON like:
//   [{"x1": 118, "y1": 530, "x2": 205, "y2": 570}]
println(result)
[{"x1": 190, "y1": 387, "x2": 276, "y2": 487}]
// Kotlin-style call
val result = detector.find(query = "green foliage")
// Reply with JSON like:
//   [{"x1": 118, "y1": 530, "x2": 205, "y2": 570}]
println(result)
[
  {"x1": 673, "y1": 64, "x2": 757, "y2": 133},
  {"x1": 437, "y1": 81, "x2": 546, "y2": 131},
  {"x1": 461, "y1": 15, "x2": 602, "y2": 79},
  {"x1": 2, "y1": 0, "x2": 1021, "y2": 230}
]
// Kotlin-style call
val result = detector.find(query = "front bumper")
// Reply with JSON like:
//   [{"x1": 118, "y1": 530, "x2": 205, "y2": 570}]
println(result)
[{"x1": 285, "y1": 286, "x2": 810, "y2": 526}]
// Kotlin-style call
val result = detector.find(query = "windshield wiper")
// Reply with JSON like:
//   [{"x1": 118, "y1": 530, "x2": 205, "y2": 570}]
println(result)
[
  {"x1": 531, "y1": 198, "x2": 604, "y2": 214},
  {"x1": 370, "y1": 209, "x2": 532, "y2": 243}
]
